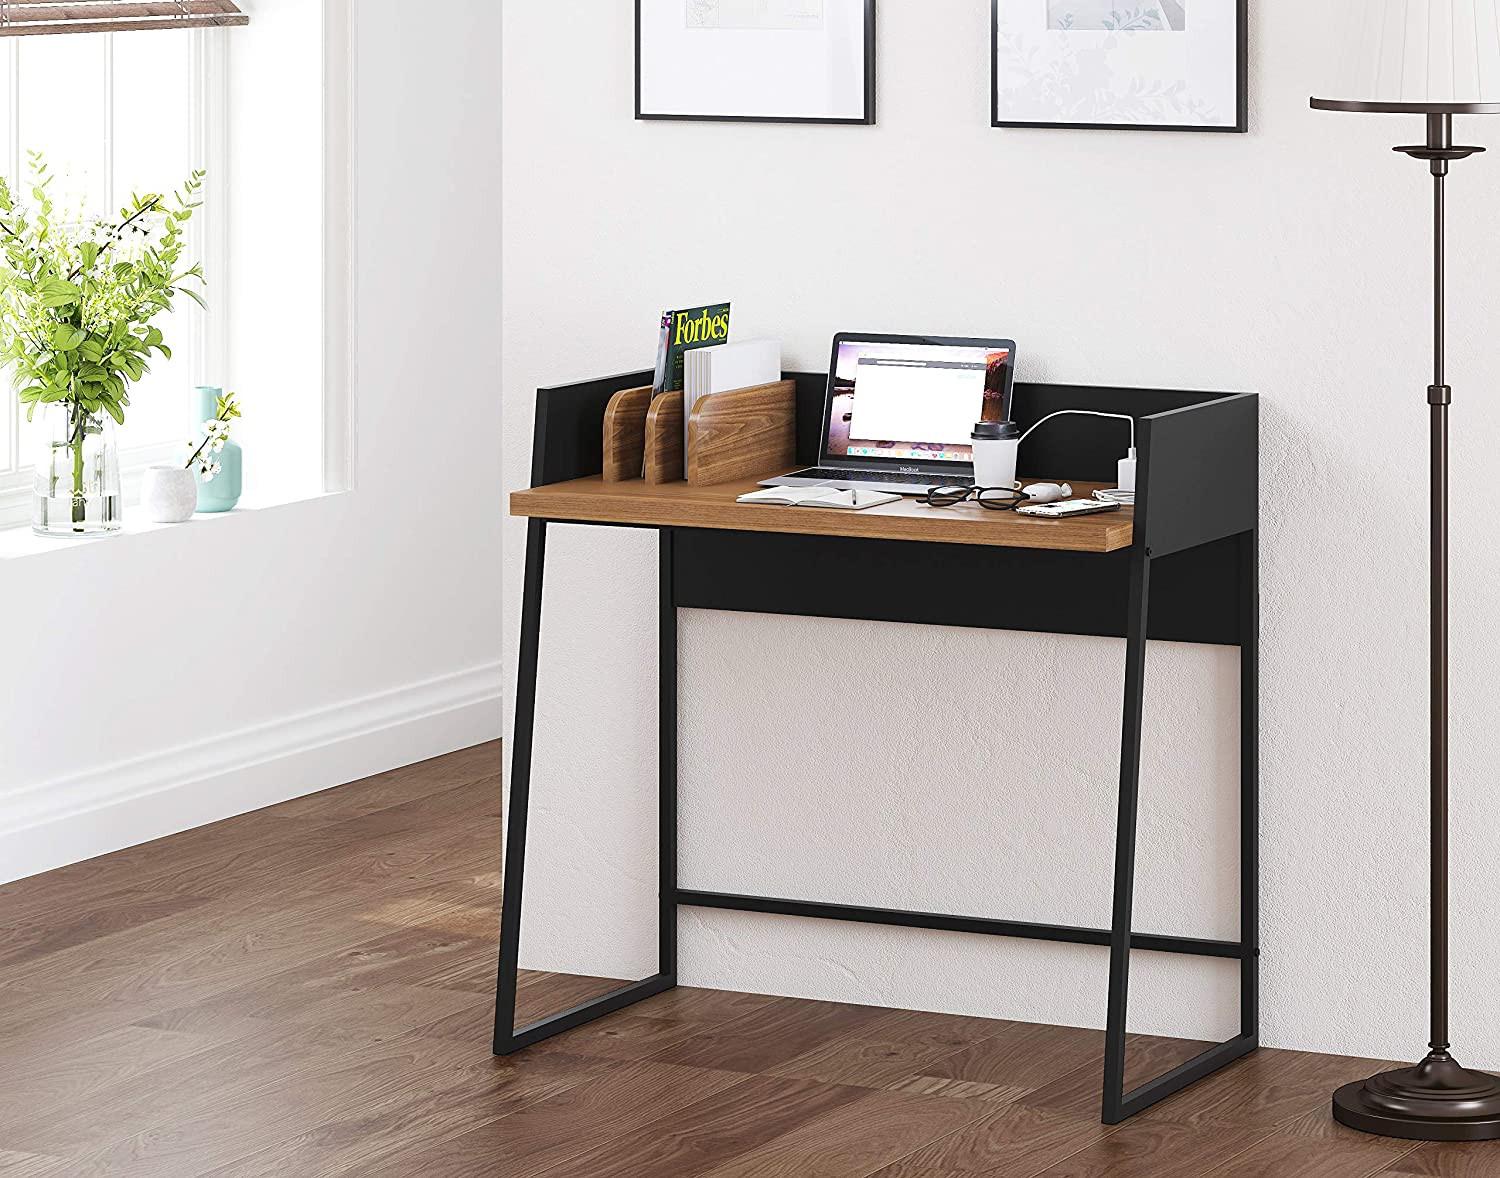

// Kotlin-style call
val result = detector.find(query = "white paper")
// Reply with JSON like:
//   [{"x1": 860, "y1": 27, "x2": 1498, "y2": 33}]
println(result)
[{"x1": 686, "y1": 339, "x2": 782, "y2": 454}]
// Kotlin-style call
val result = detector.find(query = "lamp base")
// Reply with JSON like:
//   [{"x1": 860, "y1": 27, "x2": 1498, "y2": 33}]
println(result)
[{"x1": 1333, "y1": 1052, "x2": 1500, "y2": 1141}]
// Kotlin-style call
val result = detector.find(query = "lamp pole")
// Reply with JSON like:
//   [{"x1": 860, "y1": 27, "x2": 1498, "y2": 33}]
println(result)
[
  {"x1": 1423, "y1": 111, "x2": 1452, "y2": 1067},
  {"x1": 1312, "y1": 103, "x2": 1500, "y2": 1141}
]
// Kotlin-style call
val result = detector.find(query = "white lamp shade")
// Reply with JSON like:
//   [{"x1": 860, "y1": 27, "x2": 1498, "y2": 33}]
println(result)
[{"x1": 1315, "y1": 0, "x2": 1500, "y2": 110}]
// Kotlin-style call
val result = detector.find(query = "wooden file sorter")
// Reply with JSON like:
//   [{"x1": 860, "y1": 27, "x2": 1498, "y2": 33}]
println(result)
[{"x1": 602, "y1": 379, "x2": 796, "y2": 486}]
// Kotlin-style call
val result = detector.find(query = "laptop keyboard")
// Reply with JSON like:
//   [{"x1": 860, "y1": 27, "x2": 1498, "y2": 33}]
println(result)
[{"x1": 789, "y1": 468, "x2": 974, "y2": 488}]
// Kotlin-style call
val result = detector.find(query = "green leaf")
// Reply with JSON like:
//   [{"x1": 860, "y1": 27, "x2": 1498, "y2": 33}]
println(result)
[
  {"x1": 51, "y1": 324, "x2": 86, "y2": 351},
  {"x1": 103, "y1": 399, "x2": 124, "y2": 426}
]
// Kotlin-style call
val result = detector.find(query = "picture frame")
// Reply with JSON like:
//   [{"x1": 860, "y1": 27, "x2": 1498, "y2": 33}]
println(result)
[
  {"x1": 992, "y1": 0, "x2": 1247, "y2": 133},
  {"x1": 636, "y1": 0, "x2": 877, "y2": 125}
]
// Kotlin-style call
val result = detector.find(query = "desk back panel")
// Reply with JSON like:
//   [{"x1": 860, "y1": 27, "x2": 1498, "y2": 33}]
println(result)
[
  {"x1": 533, "y1": 369, "x2": 655, "y2": 486},
  {"x1": 787, "y1": 373, "x2": 1239, "y2": 486},
  {"x1": 538, "y1": 373, "x2": 1252, "y2": 498},
  {"x1": 672, "y1": 528, "x2": 1244, "y2": 646}
]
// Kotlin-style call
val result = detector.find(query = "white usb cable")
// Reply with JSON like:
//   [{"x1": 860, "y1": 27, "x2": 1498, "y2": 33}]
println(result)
[{"x1": 1019, "y1": 410, "x2": 1137, "y2": 497}]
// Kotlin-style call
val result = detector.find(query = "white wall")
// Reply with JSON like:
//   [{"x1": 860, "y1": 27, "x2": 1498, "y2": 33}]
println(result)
[
  {"x1": 502, "y1": 1, "x2": 1500, "y2": 1067},
  {"x1": 0, "y1": 0, "x2": 503, "y2": 881}
]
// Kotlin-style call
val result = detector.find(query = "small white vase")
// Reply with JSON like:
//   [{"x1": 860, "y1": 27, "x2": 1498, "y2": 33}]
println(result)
[{"x1": 141, "y1": 465, "x2": 199, "y2": 523}]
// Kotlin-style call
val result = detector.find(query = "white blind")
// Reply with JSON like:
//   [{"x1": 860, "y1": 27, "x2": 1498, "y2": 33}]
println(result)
[{"x1": 0, "y1": 0, "x2": 247, "y2": 36}]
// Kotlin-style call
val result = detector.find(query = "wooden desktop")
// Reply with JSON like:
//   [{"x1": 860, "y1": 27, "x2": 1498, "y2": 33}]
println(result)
[
  {"x1": 511, "y1": 474, "x2": 1132, "y2": 553},
  {"x1": 498, "y1": 368, "x2": 1260, "y2": 1127}
]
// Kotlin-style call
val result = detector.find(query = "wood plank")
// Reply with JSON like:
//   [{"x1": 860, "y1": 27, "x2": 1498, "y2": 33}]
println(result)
[
  {"x1": 192, "y1": 1051, "x2": 606, "y2": 1178},
  {"x1": 1203, "y1": 1131, "x2": 1415, "y2": 1177},
  {"x1": 1031, "y1": 1120, "x2": 1271, "y2": 1177},
  {"x1": 361, "y1": 1060, "x2": 749, "y2": 1178},
  {"x1": 688, "y1": 379, "x2": 797, "y2": 486},
  {"x1": 602, "y1": 385, "x2": 653, "y2": 482},
  {"x1": 648, "y1": 995, "x2": 897, "y2": 1074},
  {"x1": 1384, "y1": 1140, "x2": 1500, "y2": 1175},
  {"x1": 3, "y1": 1021, "x2": 387, "y2": 1156},
  {"x1": 1130, "y1": 1048, "x2": 1391, "y2": 1133},
  {"x1": 915, "y1": 1021, "x2": 1110, "y2": 1092},
  {"x1": 0, "y1": 1153, "x2": 72, "y2": 1177},
  {"x1": 1018, "y1": 1034, "x2": 1214, "y2": 1120},
  {"x1": 867, "y1": 1103, "x2": 1115, "y2": 1177},
  {"x1": 0, "y1": 1024, "x2": 224, "y2": 1127},
  {"x1": 57, "y1": 1032, "x2": 508, "y2": 1176},
  {"x1": 765, "y1": 1006, "x2": 1015, "y2": 1092},
  {"x1": 0, "y1": 888, "x2": 211, "y2": 969},
  {"x1": 629, "y1": 983, "x2": 783, "y2": 1026},
  {"x1": 519, "y1": 1012, "x2": 705, "y2": 1063},
  {"x1": 0, "y1": 745, "x2": 496, "y2": 915},
  {"x1": 645, "y1": 390, "x2": 685, "y2": 483},
  {"x1": 266, "y1": 741, "x2": 499, "y2": 824},
  {"x1": 511, "y1": 474, "x2": 1133, "y2": 552},
  {"x1": 699, "y1": 1087, "x2": 992, "y2": 1178},
  {"x1": 544, "y1": 1073, "x2": 868, "y2": 1178}
]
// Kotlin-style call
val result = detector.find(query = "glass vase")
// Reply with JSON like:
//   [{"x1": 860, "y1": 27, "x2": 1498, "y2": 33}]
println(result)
[{"x1": 32, "y1": 401, "x2": 122, "y2": 537}]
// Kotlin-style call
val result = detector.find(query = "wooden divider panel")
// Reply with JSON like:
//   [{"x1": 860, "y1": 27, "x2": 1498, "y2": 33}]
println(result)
[
  {"x1": 601, "y1": 385, "x2": 653, "y2": 482},
  {"x1": 686, "y1": 379, "x2": 796, "y2": 486},
  {"x1": 645, "y1": 391, "x2": 685, "y2": 484}
]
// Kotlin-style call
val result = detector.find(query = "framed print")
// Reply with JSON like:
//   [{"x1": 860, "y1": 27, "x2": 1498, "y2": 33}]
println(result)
[
  {"x1": 992, "y1": 0, "x2": 1247, "y2": 132},
  {"x1": 636, "y1": 0, "x2": 876, "y2": 124}
]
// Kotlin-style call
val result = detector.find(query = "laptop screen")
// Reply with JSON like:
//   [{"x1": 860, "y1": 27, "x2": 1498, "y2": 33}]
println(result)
[{"x1": 825, "y1": 337, "x2": 1014, "y2": 466}]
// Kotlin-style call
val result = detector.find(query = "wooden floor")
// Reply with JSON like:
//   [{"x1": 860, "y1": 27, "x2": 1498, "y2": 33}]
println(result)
[{"x1": 0, "y1": 744, "x2": 1494, "y2": 1176}]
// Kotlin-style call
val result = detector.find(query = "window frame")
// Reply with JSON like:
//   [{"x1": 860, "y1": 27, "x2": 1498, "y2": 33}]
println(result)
[
  {"x1": 0, "y1": 27, "x2": 228, "y2": 531},
  {"x1": 0, "y1": 0, "x2": 354, "y2": 536}
]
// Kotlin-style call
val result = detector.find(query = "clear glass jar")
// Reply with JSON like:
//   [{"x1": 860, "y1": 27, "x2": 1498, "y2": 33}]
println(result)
[{"x1": 32, "y1": 401, "x2": 122, "y2": 537}]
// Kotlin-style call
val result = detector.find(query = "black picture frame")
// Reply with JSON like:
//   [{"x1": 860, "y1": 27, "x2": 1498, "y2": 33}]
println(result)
[
  {"x1": 636, "y1": 0, "x2": 877, "y2": 125},
  {"x1": 991, "y1": 0, "x2": 1247, "y2": 133}
]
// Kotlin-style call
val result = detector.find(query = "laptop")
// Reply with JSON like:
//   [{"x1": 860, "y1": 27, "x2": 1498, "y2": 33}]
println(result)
[{"x1": 761, "y1": 332, "x2": 1018, "y2": 496}]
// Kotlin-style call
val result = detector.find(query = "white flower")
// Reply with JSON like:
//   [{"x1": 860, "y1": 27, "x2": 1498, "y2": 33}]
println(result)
[
  {"x1": 201, "y1": 469, "x2": 216, "y2": 483},
  {"x1": 204, "y1": 420, "x2": 224, "y2": 436},
  {"x1": 115, "y1": 210, "x2": 169, "y2": 256},
  {"x1": 200, "y1": 460, "x2": 222, "y2": 483},
  {"x1": 211, "y1": 438, "x2": 226, "y2": 453}
]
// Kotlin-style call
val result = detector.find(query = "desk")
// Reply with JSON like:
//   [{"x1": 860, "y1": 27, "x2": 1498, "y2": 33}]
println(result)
[{"x1": 497, "y1": 371, "x2": 1260, "y2": 1125}]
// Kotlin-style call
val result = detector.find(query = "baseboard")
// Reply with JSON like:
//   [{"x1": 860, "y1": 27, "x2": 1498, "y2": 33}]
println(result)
[{"x1": 0, "y1": 662, "x2": 503, "y2": 885}]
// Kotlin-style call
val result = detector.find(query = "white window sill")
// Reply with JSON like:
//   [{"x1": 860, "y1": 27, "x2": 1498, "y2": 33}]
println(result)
[{"x1": 0, "y1": 488, "x2": 344, "y2": 561}]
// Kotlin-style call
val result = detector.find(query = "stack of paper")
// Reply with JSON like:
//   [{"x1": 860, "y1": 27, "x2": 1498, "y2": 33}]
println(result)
[{"x1": 684, "y1": 339, "x2": 782, "y2": 455}]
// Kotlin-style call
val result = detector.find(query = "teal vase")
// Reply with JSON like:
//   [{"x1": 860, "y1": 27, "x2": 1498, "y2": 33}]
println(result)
[{"x1": 192, "y1": 386, "x2": 242, "y2": 513}]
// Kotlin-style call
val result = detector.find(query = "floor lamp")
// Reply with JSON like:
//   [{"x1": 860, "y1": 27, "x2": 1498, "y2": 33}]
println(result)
[{"x1": 1312, "y1": 0, "x2": 1500, "y2": 1142}]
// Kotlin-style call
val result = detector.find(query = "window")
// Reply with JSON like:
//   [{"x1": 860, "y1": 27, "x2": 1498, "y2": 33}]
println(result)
[{"x1": 0, "y1": 28, "x2": 227, "y2": 529}]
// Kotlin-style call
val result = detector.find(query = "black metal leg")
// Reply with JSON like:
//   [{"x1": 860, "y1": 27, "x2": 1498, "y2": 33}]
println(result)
[
  {"x1": 1240, "y1": 529, "x2": 1260, "y2": 1042},
  {"x1": 660, "y1": 529, "x2": 679, "y2": 981},
  {"x1": 493, "y1": 521, "x2": 677, "y2": 1056},
  {"x1": 495, "y1": 519, "x2": 547, "y2": 1053},
  {"x1": 1100, "y1": 538, "x2": 1258, "y2": 1123},
  {"x1": 1103, "y1": 546, "x2": 1151, "y2": 1122}
]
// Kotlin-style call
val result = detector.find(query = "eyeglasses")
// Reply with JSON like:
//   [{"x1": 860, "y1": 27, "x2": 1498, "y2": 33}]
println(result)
[{"x1": 921, "y1": 485, "x2": 1026, "y2": 512}]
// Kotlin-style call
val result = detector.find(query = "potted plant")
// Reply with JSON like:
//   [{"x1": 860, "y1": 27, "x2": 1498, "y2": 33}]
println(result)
[
  {"x1": 0, "y1": 152, "x2": 205, "y2": 536},
  {"x1": 142, "y1": 390, "x2": 242, "y2": 524}
]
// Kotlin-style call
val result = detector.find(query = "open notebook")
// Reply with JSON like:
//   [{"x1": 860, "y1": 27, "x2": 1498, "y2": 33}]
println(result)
[{"x1": 736, "y1": 486, "x2": 900, "y2": 511}]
